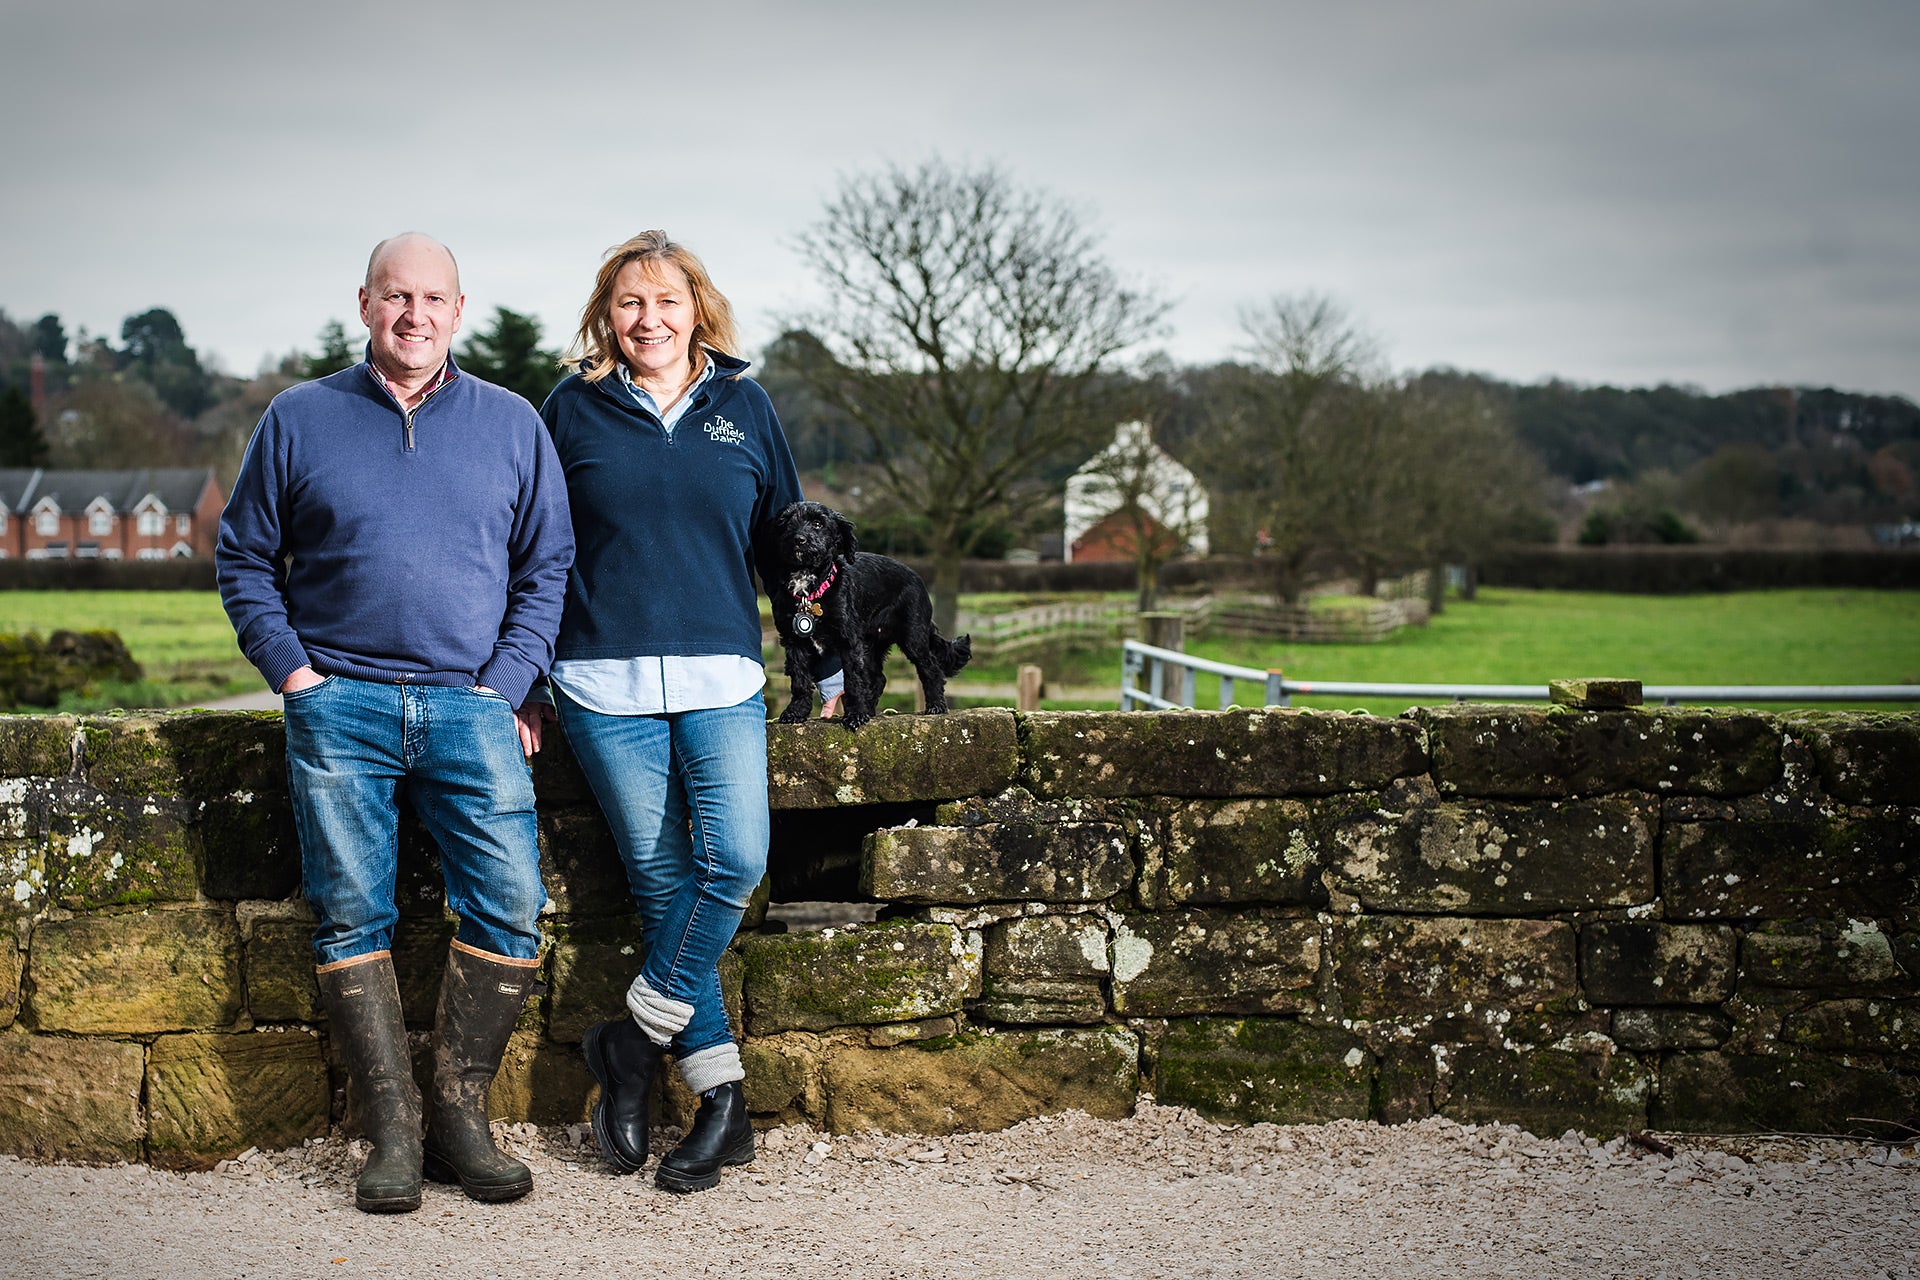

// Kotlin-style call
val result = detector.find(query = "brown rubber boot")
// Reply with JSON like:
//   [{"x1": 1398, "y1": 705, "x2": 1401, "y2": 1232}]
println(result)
[
  {"x1": 316, "y1": 952, "x2": 422, "y2": 1214},
  {"x1": 421, "y1": 941, "x2": 539, "y2": 1202}
]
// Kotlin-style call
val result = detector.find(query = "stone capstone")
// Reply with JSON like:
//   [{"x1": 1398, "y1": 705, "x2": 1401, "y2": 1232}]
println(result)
[
  {"x1": 0, "y1": 1032, "x2": 145, "y2": 1163},
  {"x1": 741, "y1": 922, "x2": 981, "y2": 1034},
  {"x1": 1783, "y1": 711, "x2": 1920, "y2": 806},
  {"x1": 818, "y1": 1026, "x2": 1139, "y2": 1134},
  {"x1": 767, "y1": 710, "x2": 1018, "y2": 809},
  {"x1": 1421, "y1": 705, "x2": 1779, "y2": 799},
  {"x1": 145, "y1": 1029, "x2": 329, "y2": 1169},
  {"x1": 861, "y1": 822, "x2": 1131, "y2": 904},
  {"x1": 1152, "y1": 1017, "x2": 1372, "y2": 1125},
  {"x1": 1580, "y1": 922, "x2": 1738, "y2": 1005},
  {"x1": 0, "y1": 715, "x2": 77, "y2": 777},
  {"x1": 1327, "y1": 780, "x2": 1657, "y2": 914},
  {"x1": 28, "y1": 906, "x2": 242, "y2": 1034},
  {"x1": 1110, "y1": 911, "x2": 1320, "y2": 1017},
  {"x1": 1548, "y1": 679, "x2": 1643, "y2": 709},
  {"x1": 1020, "y1": 709, "x2": 1424, "y2": 800}
]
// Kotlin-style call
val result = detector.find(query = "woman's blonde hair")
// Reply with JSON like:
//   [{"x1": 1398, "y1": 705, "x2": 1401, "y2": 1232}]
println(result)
[{"x1": 564, "y1": 230, "x2": 742, "y2": 383}]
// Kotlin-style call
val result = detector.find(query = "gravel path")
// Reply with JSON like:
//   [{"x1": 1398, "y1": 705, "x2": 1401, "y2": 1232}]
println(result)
[{"x1": 2, "y1": 1106, "x2": 1913, "y2": 1279}]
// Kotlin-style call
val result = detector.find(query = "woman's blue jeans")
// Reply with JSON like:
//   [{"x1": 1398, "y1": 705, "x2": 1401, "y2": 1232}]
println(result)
[
  {"x1": 555, "y1": 688, "x2": 769, "y2": 1057},
  {"x1": 282, "y1": 675, "x2": 546, "y2": 966}
]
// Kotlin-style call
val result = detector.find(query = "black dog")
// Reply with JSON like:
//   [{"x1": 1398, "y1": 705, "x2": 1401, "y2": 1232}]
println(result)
[{"x1": 765, "y1": 501, "x2": 972, "y2": 730}]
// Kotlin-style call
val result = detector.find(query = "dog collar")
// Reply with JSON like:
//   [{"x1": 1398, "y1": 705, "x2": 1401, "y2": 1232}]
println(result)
[
  {"x1": 794, "y1": 563, "x2": 837, "y2": 606},
  {"x1": 791, "y1": 563, "x2": 836, "y2": 636}
]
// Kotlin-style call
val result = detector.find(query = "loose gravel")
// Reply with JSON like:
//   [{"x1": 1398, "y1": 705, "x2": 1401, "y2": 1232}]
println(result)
[{"x1": 2, "y1": 1106, "x2": 1914, "y2": 1279}]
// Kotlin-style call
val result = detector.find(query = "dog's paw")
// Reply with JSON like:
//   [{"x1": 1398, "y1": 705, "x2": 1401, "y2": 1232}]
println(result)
[
  {"x1": 777, "y1": 705, "x2": 812, "y2": 725},
  {"x1": 841, "y1": 710, "x2": 873, "y2": 731},
  {"x1": 923, "y1": 702, "x2": 949, "y2": 715}
]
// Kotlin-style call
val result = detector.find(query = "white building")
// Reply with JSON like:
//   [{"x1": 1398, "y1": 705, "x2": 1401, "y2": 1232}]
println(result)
[{"x1": 1063, "y1": 422, "x2": 1210, "y2": 563}]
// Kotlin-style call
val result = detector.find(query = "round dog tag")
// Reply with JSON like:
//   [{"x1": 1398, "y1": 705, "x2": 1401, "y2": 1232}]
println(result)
[{"x1": 793, "y1": 613, "x2": 814, "y2": 636}]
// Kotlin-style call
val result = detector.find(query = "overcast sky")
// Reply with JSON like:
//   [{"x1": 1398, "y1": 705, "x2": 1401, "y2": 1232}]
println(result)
[{"x1": 3, "y1": 0, "x2": 1915, "y2": 398}]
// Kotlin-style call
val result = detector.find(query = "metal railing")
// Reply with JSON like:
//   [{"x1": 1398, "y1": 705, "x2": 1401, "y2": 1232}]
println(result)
[{"x1": 1119, "y1": 640, "x2": 1920, "y2": 711}]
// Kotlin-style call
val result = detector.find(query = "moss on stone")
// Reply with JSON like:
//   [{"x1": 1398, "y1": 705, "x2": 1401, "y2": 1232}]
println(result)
[
  {"x1": 1154, "y1": 1017, "x2": 1371, "y2": 1125},
  {"x1": 0, "y1": 716, "x2": 77, "y2": 778},
  {"x1": 768, "y1": 710, "x2": 1019, "y2": 809},
  {"x1": 1663, "y1": 816, "x2": 1919, "y2": 923},
  {"x1": 244, "y1": 920, "x2": 321, "y2": 1024},
  {"x1": 28, "y1": 906, "x2": 243, "y2": 1035},
  {"x1": 1441, "y1": 1044, "x2": 1651, "y2": 1135},
  {"x1": 1110, "y1": 911, "x2": 1320, "y2": 1018},
  {"x1": 862, "y1": 822, "x2": 1131, "y2": 904},
  {"x1": 1580, "y1": 921, "x2": 1738, "y2": 1006},
  {"x1": 1782, "y1": 711, "x2": 1920, "y2": 806},
  {"x1": 1421, "y1": 705, "x2": 1781, "y2": 800},
  {"x1": 741, "y1": 921, "x2": 979, "y2": 1034},
  {"x1": 1020, "y1": 709, "x2": 1425, "y2": 800},
  {"x1": 1654, "y1": 1049, "x2": 1920, "y2": 1135},
  {"x1": 1328, "y1": 780, "x2": 1658, "y2": 914},
  {"x1": 1335, "y1": 916, "x2": 1578, "y2": 1030}
]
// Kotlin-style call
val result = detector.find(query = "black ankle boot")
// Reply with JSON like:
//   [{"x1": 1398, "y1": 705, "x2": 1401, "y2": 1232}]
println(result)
[
  {"x1": 655, "y1": 1081, "x2": 754, "y2": 1194},
  {"x1": 420, "y1": 943, "x2": 538, "y2": 1203},
  {"x1": 581, "y1": 1017, "x2": 663, "y2": 1174}
]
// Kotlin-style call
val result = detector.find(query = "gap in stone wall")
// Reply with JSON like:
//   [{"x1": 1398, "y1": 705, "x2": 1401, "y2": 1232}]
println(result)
[{"x1": 766, "y1": 800, "x2": 937, "y2": 902}]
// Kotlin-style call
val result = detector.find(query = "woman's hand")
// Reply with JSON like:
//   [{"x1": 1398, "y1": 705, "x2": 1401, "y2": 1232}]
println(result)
[{"x1": 515, "y1": 701, "x2": 557, "y2": 757}]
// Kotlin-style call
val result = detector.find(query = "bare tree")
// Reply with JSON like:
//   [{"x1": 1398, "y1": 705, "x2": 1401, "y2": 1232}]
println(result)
[
  {"x1": 790, "y1": 159, "x2": 1169, "y2": 634},
  {"x1": 1197, "y1": 293, "x2": 1376, "y2": 601}
]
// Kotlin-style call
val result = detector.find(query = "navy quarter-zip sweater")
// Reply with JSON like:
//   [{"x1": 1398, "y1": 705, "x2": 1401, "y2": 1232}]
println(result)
[
  {"x1": 217, "y1": 357, "x2": 573, "y2": 706},
  {"x1": 539, "y1": 353, "x2": 799, "y2": 665}
]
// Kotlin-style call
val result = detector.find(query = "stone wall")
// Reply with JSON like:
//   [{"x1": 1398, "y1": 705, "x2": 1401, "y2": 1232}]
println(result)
[{"x1": 0, "y1": 705, "x2": 1914, "y2": 1168}]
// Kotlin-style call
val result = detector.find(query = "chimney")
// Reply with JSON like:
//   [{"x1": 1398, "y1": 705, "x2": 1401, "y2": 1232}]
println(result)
[{"x1": 29, "y1": 353, "x2": 46, "y2": 413}]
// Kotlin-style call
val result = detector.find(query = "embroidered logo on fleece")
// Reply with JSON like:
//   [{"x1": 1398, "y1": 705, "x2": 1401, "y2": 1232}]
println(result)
[{"x1": 704, "y1": 416, "x2": 746, "y2": 446}]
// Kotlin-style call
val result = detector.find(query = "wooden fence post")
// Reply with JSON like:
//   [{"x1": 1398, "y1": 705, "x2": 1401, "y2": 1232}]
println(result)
[
  {"x1": 1140, "y1": 611, "x2": 1185, "y2": 652},
  {"x1": 1016, "y1": 664, "x2": 1043, "y2": 712}
]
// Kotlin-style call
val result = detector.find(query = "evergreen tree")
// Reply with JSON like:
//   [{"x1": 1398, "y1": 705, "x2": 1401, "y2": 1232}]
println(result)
[
  {"x1": 458, "y1": 307, "x2": 561, "y2": 407},
  {"x1": 302, "y1": 319, "x2": 357, "y2": 379},
  {"x1": 0, "y1": 386, "x2": 51, "y2": 467}
]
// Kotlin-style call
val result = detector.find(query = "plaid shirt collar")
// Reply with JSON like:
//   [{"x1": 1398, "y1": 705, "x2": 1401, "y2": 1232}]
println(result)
[{"x1": 368, "y1": 357, "x2": 455, "y2": 406}]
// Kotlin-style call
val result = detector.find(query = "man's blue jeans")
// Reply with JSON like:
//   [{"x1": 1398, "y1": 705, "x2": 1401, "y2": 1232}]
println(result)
[
  {"x1": 283, "y1": 676, "x2": 546, "y2": 966},
  {"x1": 554, "y1": 688, "x2": 769, "y2": 1057}
]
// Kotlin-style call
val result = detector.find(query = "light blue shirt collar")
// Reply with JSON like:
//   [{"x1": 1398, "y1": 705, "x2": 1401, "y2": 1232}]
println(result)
[{"x1": 616, "y1": 356, "x2": 715, "y2": 434}]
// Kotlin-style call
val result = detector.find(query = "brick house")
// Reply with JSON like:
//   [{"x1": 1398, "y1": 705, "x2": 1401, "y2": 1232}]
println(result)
[{"x1": 0, "y1": 469, "x2": 225, "y2": 560}]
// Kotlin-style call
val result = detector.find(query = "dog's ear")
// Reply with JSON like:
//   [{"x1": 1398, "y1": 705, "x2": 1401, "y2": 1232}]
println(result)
[{"x1": 832, "y1": 510, "x2": 859, "y2": 560}]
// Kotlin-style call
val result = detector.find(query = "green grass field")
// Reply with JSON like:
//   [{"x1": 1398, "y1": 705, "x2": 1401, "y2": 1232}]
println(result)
[
  {"x1": 952, "y1": 587, "x2": 1920, "y2": 714},
  {"x1": 0, "y1": 591, "x2": 258, "y2": 711},
  {"x1": 2, "y1": 587, "x2": 1915, "y2": 714}
]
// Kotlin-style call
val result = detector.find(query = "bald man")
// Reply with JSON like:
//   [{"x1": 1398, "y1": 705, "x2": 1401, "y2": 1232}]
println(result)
[{"x1": 218, "y1": 234, "x2": 572, "y2": 1213}]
